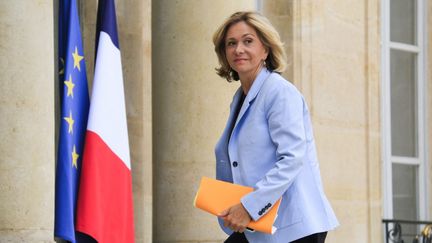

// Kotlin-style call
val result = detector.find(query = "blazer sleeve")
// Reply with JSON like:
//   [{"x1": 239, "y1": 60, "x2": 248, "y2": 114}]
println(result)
[{"x1": 240, "y1": 81, "x2": 307, "y2": 221}]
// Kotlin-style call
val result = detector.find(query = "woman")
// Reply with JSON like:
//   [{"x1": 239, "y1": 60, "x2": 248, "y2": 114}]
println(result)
[{"x1": 213, "y1": 11, "x2": 339, "y2": 243}]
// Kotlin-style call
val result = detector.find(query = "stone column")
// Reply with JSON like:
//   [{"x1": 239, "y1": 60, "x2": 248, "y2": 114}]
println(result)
[
  {"x1": 117, "y1": 1, "x2": 153, "y2": 242},
  {"x1": 152, "y1": 1, "x2": 255, "y2": 242},
  {"x1": 288, "y1": 1, "x2": 382, "y2": 242},
  {"x1": 261, "y1": 0, "x2": 295, "y2": 83},
  {"x1": 0, "y1": 1, "x2": 55, "y2": 242}
]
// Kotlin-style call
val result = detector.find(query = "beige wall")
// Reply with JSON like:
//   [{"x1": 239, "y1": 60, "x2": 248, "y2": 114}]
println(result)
[
  {"x1": 261, "y1": 0, "x2": 295, "y2": 82},
  {"x1": 117, "y1": 1, "x2": 153, "y2": 242},
  {"x1": 261, "y1": 0, "x2": 382, "y2": 242},
  {"x1": 0, "y1": 1, "x2": 55, "y2": 242},
  {"x1": 287, "y1": 1, "x2": 382, "y2": 242}
]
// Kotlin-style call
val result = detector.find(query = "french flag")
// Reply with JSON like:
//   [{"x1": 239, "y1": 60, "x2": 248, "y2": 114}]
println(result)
[{"x1": 76, "y1": 0, "x2": 135, "y2": 242}]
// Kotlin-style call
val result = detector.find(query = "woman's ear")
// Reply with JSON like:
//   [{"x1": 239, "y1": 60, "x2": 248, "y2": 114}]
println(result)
[{"x1": 264, "y1": 47, "x2": 269, "y2": 60}]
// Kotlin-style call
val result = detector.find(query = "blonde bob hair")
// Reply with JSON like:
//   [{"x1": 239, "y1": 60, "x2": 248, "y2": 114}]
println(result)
[{"x1": 213, "y1": 11, "x2": 287, "y2": 82}]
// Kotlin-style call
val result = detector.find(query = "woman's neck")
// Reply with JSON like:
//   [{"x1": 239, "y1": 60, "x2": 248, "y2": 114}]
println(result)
[{"x1": 239, "y1": 65, "x2": 263, "y2": 94}]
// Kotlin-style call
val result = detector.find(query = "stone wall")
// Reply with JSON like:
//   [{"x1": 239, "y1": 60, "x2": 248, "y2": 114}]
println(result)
[
  {"x1": 287, "y1": 1, "x2": 382, "y2": 242},
  {"x1": 0, "y1": 1, "x2": 55, "y2": 242}
]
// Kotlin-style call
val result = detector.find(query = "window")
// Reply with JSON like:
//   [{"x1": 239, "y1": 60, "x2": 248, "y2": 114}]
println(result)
[{"x1": 382, "y1": 0, "x2": 428, "y2": 236}]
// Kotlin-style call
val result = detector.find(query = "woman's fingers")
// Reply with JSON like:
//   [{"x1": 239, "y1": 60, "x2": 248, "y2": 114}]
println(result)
[{"x1": 220, "y1": 204, "x2": 250, "y2": 232}]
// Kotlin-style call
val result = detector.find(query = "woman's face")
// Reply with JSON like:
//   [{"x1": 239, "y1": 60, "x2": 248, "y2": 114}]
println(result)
[{"x1": 225, "y1": 21, "x2": 268, "y2": 80}]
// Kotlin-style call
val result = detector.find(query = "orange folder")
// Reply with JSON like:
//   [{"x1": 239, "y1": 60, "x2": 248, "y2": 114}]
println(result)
[{"x1": 194, "y1": 177, "x2": 281, "y2": 234}]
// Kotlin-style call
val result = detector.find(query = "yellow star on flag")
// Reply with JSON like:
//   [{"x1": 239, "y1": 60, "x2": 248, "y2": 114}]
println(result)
[
  {"x1": 72, "y1": 46, "x2": 84, "y2": 71},
  {"x1": 63, "y1": 110, "x2": 74, "y2": 134},
  {"x1": 71, "y1": 145, "x2": 79, "y2": 169},
  {"x1": 64, "y1": 74, "x2": 75, "y2": 98}
]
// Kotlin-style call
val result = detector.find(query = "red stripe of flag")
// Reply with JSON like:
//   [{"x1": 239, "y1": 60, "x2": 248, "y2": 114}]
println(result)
[{"x1": 76, "y1": 131, "x2": 134, "y2": 242}]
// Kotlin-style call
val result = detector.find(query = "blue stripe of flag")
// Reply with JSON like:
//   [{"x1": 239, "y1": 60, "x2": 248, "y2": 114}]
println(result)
[{"x1": 95, "y1": 0, "x2": 120, "y2": 51}]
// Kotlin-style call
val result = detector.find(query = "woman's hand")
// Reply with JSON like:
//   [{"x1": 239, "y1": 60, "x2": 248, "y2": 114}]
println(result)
[{"x1": 218, "y1": 203, "x2": 252, "y2": 233}]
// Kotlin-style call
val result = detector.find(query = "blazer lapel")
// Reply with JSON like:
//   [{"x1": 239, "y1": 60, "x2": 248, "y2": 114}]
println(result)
[
  {"x1": 232, "y1": 68, "x2": 272, "y2": 130},
  {"x1": 218, "y1": 87, "x2": 244, "y2": 147}
]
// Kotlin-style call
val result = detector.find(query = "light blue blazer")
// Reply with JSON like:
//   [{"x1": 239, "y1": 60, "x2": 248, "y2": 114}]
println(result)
[{"x1": 215, "y1": 68, "x2": 339, "y2": 242}]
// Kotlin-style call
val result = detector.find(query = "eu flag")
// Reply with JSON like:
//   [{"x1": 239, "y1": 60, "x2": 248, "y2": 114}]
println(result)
[{"x1": 55, "y1": 0, "x2": 89, "y2": 242}]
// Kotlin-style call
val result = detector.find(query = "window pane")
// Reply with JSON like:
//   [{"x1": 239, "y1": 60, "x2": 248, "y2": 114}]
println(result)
[
  {"x1": 390, "y1": 49, "x2": 418, "y2": 157},
  {"x1": 392, "y1": 164, "x2": 418, "y2": 219},
  {"x1": 390, "y1": 0, "x2": 417, "y2": 45},
  {"x1": 392, "y1": 164, "x2": 418, "y2": 240}
]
